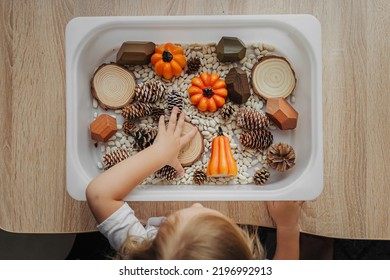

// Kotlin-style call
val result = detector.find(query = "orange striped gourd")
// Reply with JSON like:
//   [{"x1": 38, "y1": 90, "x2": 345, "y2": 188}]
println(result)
[{"x1": 207, "y1": 127, "x2": 238, "y2": 177}]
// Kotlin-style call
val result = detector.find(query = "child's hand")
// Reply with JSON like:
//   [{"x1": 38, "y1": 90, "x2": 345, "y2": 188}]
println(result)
[
  {"x1": 266, "y1": 201, "x2": 303, "y2": 230},
  {"x1": 153, "y1": 107, "x2": 197, "y2": 176}
]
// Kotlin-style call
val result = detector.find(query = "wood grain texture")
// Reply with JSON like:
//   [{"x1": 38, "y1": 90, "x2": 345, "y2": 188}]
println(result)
[
  {"x1": 1, "y1": 0, "x2": 389, "y2": 238},
  {"x1": 0, "y1": 0, "x2": 13, "y2": 229}
]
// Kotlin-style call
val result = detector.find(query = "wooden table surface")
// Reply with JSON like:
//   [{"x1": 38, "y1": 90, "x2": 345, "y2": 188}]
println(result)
[{"x1": 1, "y1": 0, "x2": 389, "y2": 239}]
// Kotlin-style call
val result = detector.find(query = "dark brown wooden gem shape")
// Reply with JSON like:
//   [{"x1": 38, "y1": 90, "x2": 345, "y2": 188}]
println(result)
[
  {"x1": 116, "y1": 41, "x2": 156, "y2": 65},
  {"x1": 225, "y1": 67, "x2": 251, "y2": 104},
  {"x1": 216, "y1": 36, "x2": 246, "y2": 62}
]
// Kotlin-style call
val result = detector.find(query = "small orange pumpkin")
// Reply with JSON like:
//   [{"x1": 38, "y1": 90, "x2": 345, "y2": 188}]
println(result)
[
  {"x1": 207, "y1": 127, "x2": 238, "y2": 177},
  {"x1": 151, "y1": 43, "x2": 186, "y2": 80},
  {"x1": 188, "y1": 72, "x2": 227, "y2": 112}
]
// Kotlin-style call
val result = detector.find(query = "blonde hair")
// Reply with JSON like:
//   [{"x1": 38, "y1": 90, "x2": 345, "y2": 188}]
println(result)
[{"x1": 115, "y1": 213, "x2": 265, "y2": 260}]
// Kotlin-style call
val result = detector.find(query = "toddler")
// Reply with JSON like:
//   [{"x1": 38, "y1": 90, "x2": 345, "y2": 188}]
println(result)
[{"x1": 86, "y1": 107, "x2": 302, "y2": 260}]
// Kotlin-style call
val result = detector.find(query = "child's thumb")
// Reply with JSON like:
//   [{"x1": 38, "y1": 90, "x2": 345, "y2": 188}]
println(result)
[{"x1": 170, "y1": 159, "x2": 185, "y2": 178}]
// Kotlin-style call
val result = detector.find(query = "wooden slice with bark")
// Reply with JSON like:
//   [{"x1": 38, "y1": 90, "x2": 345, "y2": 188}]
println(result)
[
  {"x1": 91, "y1": 63, "x2": 137, "y2": 110},
  {"x1": 178, "y1": 122, "x2": 204, "y2": 167},
  {"x1": 251, "y1": 56, "x2": 296, "y2": 100}
]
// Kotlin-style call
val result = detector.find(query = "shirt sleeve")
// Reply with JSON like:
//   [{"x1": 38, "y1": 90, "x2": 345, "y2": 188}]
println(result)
[{"x1": 96, "y1": 203, "x2": 148, "y2": 251}]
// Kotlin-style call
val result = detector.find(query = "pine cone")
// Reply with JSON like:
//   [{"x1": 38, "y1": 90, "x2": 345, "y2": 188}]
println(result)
[
  {"x1": 135, "y1": 80, "x2": 166, "y2": 103},
  {"x1": 267, "y1": 142, "x2": 296, "y2": 172},
  {"x1": 122, "y1": 119, "x2": 137, "y2": 136},
  {"x1": 133, "y1": 127, "x2": 157, "y2": 150},
  {"x1": 240, "y1": 130, "x2": 273, "y2": 150},
  {"x1": 103, "y1": 149, "x2": 131, "y2": 169},
  {"x1": 237, "y1": 107, "x2": 270, "y2": 130},
  {"x1": 155, "y1": 165, "x2": 177, "y2": 181},
  {"x1": 186, "y1": 57, "x2": 201, "y2": 73},
  {"x1": 221, "y1": 103, "x2": 235, "y2": 120},
  {"x1": 151, "y1": 107, "x2": 165, "y2": 121},
  {"x1": 167, "y1": 90, "x2": 183, "y2": 113},
  {"x1": 121, "y1": 102, "x2": 153, "y2": 120},
  {"x1": 193, "y1": 169, "x2": 207, "y2": 185},
  {"x1": 253, "y1": 167, "x2": 270, "y2": 185}
]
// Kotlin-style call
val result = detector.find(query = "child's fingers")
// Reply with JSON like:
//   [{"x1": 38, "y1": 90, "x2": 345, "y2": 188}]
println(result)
[
  {"x1": 158, "y1": 114, "x2": 166, "y2": 133},
  {"x1": 170, "y1": 159, "x2": 185, "y2": 178},
  {"x1": 167, "y1": 106, "x2": 179, "y2": 132},
  {"x1": 174, "y1": 112, "x2": 185, "y2": 137},
  {"x1": 180, "y1": 127, "x2": 197, "y2": 147}
]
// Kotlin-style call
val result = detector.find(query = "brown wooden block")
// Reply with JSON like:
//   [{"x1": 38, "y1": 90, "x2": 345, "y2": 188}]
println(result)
[
  {"x1": 90, "y1": 114, "x2": 117, "y2": 142},
  {"x1": 216, "y1": 36, "x2": 246, "y2": 62},
  {"x1": 266, "y1": 97, "x2": 298, "y2": 130},
  {"x1": 116, "y1": 41, "x2": 155, "y2": 65},
  {"x1": 225, "y1": 67, "x2": 250, "y2": 104}
]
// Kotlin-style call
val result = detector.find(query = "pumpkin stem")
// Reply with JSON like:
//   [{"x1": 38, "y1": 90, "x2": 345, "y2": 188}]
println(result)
[
  {"x1": 162, "y1": 50, "x2": 173, "y2": 62},
  {"x1": 203, "y1": 87, "x2": 214, "y2": 98},
  {"x1": 218, "y1": 126, "x2": 224, "y2": 136}
]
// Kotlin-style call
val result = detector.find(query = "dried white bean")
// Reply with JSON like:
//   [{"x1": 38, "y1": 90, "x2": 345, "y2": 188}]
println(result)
[
  {"x1": 245, "y1": 62, "x2": 253, "y2": 70},
  {"x1": 243, "y1": 158, "x2": 251, "y2": 166},
  {"x1": 97, "y1": 162, "x2": 103, "y2": 169},
  {"x1": 92, "y1": 99, "x2": 98, "y2": 108},
  {"x1": 240, "y1": 57, "x2": 248, "y2": 64},
  {"x1": 291, "y1": 96, "x2": 296, "y2": 103}
]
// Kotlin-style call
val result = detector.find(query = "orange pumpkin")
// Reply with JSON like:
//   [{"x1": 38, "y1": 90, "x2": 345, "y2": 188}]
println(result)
[
  {"x1": 151, "y1": 43, "x2": 186, "y2": 80},
  {"x1": 188, "y1": 72, "x2": 227, "y2": 112},
  {"x1": 207, "y1": 127, "x2": 238, "y2": 177}
]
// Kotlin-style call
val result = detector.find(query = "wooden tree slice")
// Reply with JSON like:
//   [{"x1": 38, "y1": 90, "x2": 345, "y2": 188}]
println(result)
[
  {"x1": 178, "y1": 122, "x2": 204, "y2": 167},
  {"x1": 91, "y1": 63, "x2": 137, "y2": 110},
  {"x1": 251, "y1": 56, "x2": 296, "y2": 100}
]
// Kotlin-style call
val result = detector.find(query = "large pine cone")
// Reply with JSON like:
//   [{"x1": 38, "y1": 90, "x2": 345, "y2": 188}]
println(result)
[
  {"x1": 155, "y1": 165, "x2": 177, "y2": 181},
  {"x1": 237, "y1": 107, "x2": 270, "y2": 130},
  {"x1": 121, "y1": 102, "x2": 153, "y2": 120},
  {"x1": 253, "y1": 167, "x2": 270, "y2": 185},
  {"x1": 103, "y1": 149, "x2": 131, "y2": 169},
  {"x1": 135, "y1": 80, "x2": 166, "y2": 103},
  {"x1": 193, "y1": 169, "x2": 207, "y2": 185},
  {"x1": 221, "y1": 103, "x2": 235, "y2": 120},
  {"x1": 186, "y1": 57, "x2": 201, "y2": 73},
  {"x1": 240, "y1": 130, "x2": 273, "y2": 150},
  {"x1": 133, "y1": 127, "x2": 157, "y2": 150},
  {"x1": 267, "y1": 142, "x2": 296, "y2": 172},
  {"x1": 167, "y1": 90, "x2": 183, "y2": 113}
]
